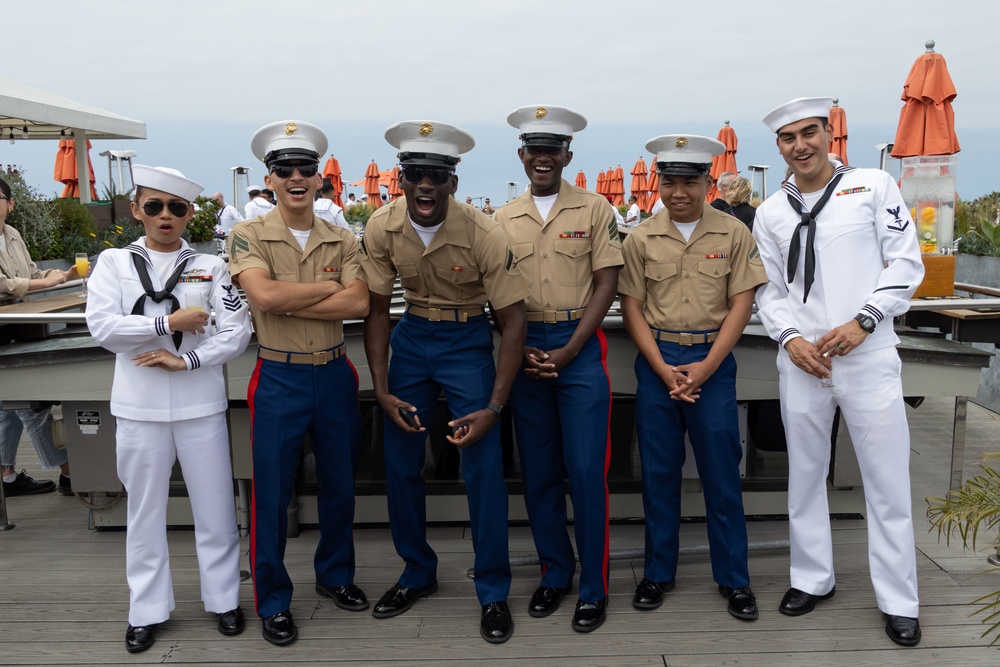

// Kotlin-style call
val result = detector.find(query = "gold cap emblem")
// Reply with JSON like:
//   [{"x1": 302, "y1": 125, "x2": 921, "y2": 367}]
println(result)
[
  {"x1": 285, "y1": 122, "x2": 298, "y2": 135},
  {"x1": 535, "y1": 107, "x2": 547, "y2": 119},
  {"x1": 418, "y1": 122, "x2": 433, "y2": 137},
  {"x1": 675, "y1": 137, "x2": 688, "y2": 148}
]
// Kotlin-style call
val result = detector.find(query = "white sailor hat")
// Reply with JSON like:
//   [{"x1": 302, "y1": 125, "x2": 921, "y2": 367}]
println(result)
[
  {"x1": 250, "y1": 120, "x2": 328, "y2": 166},
  {"x1": 246, "y1": 184, "x2": 262, "y2": 194},
  {"x1": 132, "y1": 165, "x2": 203, "y2": 202},
  {"x1": 645, "y1": 135, "x2": 725, "y2": 176},
  {"x1": 507, "y1": 105, "x2": 587, "y2": 148},
  {"x1": 384, "y1": 120, "x2": 475, "y2": 167},
  {"x1": 762, "y1": 97, "x2": 834, "y2": 133}
]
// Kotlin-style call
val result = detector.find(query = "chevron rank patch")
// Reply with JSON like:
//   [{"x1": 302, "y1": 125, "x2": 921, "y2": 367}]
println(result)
[
  {"x1": 231, "y1": 233, "x2": 250, "y2": 259},
  {"x1": 505, "y1": 247, "x2": 518, "y2": 273},
  {"x1": 221, "y1": 284, "x2": 243, "y2": 312}
]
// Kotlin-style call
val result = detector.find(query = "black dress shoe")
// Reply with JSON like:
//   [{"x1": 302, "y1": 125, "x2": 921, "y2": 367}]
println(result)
[
  {"x1": 571, "y1": 597, "x2": 608, "y2": 633},
  {"x1": 778, "y1": 586, "x2": 835, "y2": 616},
  {"x1": 125, "y1": 624, "x2": 154, "y2": 653},
  {"x1": 262, "y1": 610, "x2": 297, "y2": 646},
  {"x1": 632, "y1": 578, "x2": 675, "y2": 610},
  {"x1": 372, "y1": 582, "x2": 438, "y2": 619},
  {"x1": 2, "y1": 470, "x2": 55, "y2": 496},
  {"x1": 217, "y1": 606, "x2": 245, "y2": 636},
  {"x1": 719, "y1": 585, "x2": 758, "y2": 621},
  {"x1": 885, "y1": 614, "x2": 921, "y2": 646},
  {"x1": 528, "y1": 583, "x2": 573, "y2": 618},
  {"x1": 316, "y1": 582, "x2": 369, "y2": 611},
  {"x1": 480, "y1": 601, "x2": 514, "y2": 644}
]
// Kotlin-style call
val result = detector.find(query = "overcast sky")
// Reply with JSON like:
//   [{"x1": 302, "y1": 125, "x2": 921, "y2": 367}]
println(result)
[{"x1": 2, "y1": 0, "x2": 996, "y2": 206}]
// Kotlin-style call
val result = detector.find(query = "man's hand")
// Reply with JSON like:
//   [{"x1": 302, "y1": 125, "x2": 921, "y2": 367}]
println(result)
[
  {"x1": 168, "y1": 308, "x2": 209, "y2": 334},
  {"x1": 377, "y1": 394, "x2": 425, "y2": 434},
  {"x1": 656, "y1": 365, "x2": 699, "y2": 403},
  {"x1": 523, "y1": 345, "x2": 578, "y2": 380},
  {"x1": 816, "y1": 320, "x2": 869, "y2": 358},
  {"x1": 131, "y1": 348, "x2": 186, "y2": 372},
  {"x1": 447, "y1": 409, "x2": 498, "y2": 448},
  {"x1": 670, "y1": 359, "x2": 718, "y2": 401},
  {"x1": 785, "y1": 337, "x2": 832, "y2": 380}
]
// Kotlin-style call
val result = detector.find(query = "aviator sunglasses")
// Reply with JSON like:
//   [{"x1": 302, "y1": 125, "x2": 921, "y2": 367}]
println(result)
[
  {"x1": 270, "y1": 162, "x2": 319, "y2": 179},
  {"x1": 140, "y1": 200, "x2": 190, "y2": 217},
  {"x1": 401, "y1": 166, "x2": 453, "y2": 185}
]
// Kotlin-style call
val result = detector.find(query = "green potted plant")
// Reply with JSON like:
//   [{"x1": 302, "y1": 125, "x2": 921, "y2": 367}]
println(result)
[
  {"x1": 926, "y1": 451, "x2": 1000, "y2": 645},
  {"x1": 187, "y1": 195, "x2": 221, "y2": 249}
]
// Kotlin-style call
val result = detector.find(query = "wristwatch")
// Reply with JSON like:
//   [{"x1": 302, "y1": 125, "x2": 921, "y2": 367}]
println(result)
[
  {"x1": 486, "y1": 402, "x2": 505, "y2": 417},
  {"x1": 854, "y1": 313, "x2": 876, "y2": 334}
]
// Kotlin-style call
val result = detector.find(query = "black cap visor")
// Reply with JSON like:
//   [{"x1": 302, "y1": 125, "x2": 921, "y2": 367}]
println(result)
[
  {"x1": 264, "y1": 148, "x2": 320, "y2": 166},
  {"x1": 656, "y1": 161, "x2": 712, "y2": 176},
  {"x1": 396, "y1": 151, "x2": 460, "y2": 167},
  {"x1": 519, "y1": 132, "x2": 571, "y2": 149}
]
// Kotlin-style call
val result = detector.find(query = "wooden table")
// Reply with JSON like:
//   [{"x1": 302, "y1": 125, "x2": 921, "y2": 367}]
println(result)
[{"x1": 0, "y1": 292, "x2": 87, "y2": 315}]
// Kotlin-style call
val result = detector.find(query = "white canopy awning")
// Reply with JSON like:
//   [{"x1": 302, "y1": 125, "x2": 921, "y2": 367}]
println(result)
[
  {"x1": 0, "y1": 75, "x2": 146, "y2": 141},
  {"x1": 0, "y1": 76, "x2": 146, "y2": 203}
]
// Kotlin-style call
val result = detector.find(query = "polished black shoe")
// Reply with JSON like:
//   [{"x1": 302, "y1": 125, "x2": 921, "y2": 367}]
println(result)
[
  {"x1": 632, "y1": 577, "x2": 675, "y2": 610},
  {"x1": 719, "y1": 585, "x2": 758, "y2": 621},
  {"x1": 778, "y1": 586, "x2": 835, "y2": 616},
  {"x1": 57, "y1": 474, "x2": 73, "y2": 496},
  {"x1": 528, "y1": 583, "x2": 573, "y2": 618},
  {"x1": 316, "y1": 582, "x2": 369, "y2": 611},
  {"x1": 2, "y1": 470, "x2": 55, "y2": 496},
  {"x1": 125, "y1": 624, "x2": 154, "y2": 653},
  {"x1": 480, "y1": 601, "x2": 514, "y2": 644},
  {"x1": 217, "y1": 606, "x2": 245, "y2": 636},
  {"x1": 571, "y1": 597, "x2": 608, "y2": 633},
  {"x1": 885, "y1": 614, "x2": 921, "y2": 646},
  {"x1": 372, "y1": 582, "x2": 438, "y2": 619},
  {"x1": 262, "y1": 610, "x2": 297, "y2": 646}
]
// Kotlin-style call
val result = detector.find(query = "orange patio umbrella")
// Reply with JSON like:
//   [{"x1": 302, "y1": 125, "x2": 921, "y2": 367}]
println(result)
[
  {"x1": 611, "y1": 166, "x2": 625, "y2": 207},
  {"x1": 891, "y1": 40, "x2": 960, "y2": 158},
  {"x1": 645, "y1": 158, "x2": 659, "y2": 213},
  {"x1": 596, "y1": 170, "x2": 606, "y2": 196},
  {"x1": 629, "y1": 158, "x2": 648, "y2": 211},
  {"x1": 707, "y1": 121, "x2": 738, "y2": 202},
  {"x1": 575, "y1": 170, "x2": 587, "y2": 189},
  {"x1": 321, "y1": 156, "x2": 344, "y2": 207},
  {"x1": 387, "y1": 165, "x2": 403, "y2": 202},
  {"x1": 54, "y1": 138, "x2": 97, "y2": 200},
  {"x1": 363, "y1": 160, "x2": 382, "y2": 209},
  {"x1": 827, "y1": 100, "x2": 849, "y2": 165}
]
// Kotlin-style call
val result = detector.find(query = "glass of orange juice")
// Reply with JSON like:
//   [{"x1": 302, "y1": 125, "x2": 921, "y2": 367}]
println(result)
[
  {"x1": 75, "y1": 253, "x2": 90, "y2": 298},
  {"x1": 184, "y1": 292, "x2": 206, "y2": 312}
]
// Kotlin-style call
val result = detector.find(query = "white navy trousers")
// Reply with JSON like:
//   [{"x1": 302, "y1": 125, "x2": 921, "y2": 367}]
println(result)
[
  {"x1": 116, "y1": 412, "x2": 241, "y2": 626},
  {"x1": 777, "y1": 346, "x2": 919, "y2": 618}
]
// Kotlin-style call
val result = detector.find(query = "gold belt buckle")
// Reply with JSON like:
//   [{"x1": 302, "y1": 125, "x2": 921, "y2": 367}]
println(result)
[
  {"x1": 312, "y1": 351, "x2": 329, "y2": 365},
  {"x1": 678, "y1": 332, "x2": 695, "y2": 346},
  {"x1": 458, "y1": 311, "x2": 469, "y2": 323},
  {"x1": 427, "y1": 307, "x2": 442, "y2": 322},
  {"x1": 543, "y1": 310, "x2": 557, "y2": 324}
]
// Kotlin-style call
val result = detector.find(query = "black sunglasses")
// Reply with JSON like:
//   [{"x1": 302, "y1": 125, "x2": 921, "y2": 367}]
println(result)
[
  {"x1": 401, "y1": 166, "x2": 453, "y2": 186},
  {"x1": 270, "y1": 163, "x2": 319, "y2": 179},
  {"x1": 141, "y1": 200, "x2": 190, "y2": 217}
]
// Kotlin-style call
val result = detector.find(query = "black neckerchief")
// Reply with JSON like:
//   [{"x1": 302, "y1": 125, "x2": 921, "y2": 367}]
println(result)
[
  {"x1": 130, "y1": 252, "x2": 190, "y2": 350},
  {"x1": 784, "y1": 169, "x2": 848, "y2": 303}
]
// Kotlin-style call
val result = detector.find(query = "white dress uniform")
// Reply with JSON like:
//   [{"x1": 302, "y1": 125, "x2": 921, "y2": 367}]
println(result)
[
  {"x1": 753, "y1": 164, "x2": 924, "y2": 617},
  {"x1": 313, "y1": 198, "x2": 350, "y2": 229},
  {"x1": 217, "y1": 204, "x2": 244, "y2": 236},
  {"x1": 86, "y1": 238, "x2": 252, "y2": 627},
  {"x1": 244, "y1": 196, "x2": 274, "y2": 220}
]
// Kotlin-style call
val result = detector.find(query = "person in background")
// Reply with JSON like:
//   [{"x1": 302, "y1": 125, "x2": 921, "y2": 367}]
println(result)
[
  {"x1": 710, "y1": 171, "x2": 737, "y2": 211},
  {"x1": 314, "y1": 180, "x2": 350, "y2": 230},
  {"x1": 86, "y1": 165, "x2": 251, "y2": 654},
  {"x1": 343, "y1": 193, "x2": 359, "y2": 209},
  {"x1": 724, "y1": 177, "x2": 756, "y2": 231},
  {"x1": 625, "y1": 194, "x2": 641, "y2": 226},
  {"x1": 481, "y1": 198, "x2": 495, "y2": 215},
  {"x1": 244, "y1": 185, "x2": 274, "y2": 220},
  {"x1": 0, "y1": 175, "x2": 78, "y2": 496},
  {"x1": 212, "y1": 192, "x2": 244, "y2": 237}
]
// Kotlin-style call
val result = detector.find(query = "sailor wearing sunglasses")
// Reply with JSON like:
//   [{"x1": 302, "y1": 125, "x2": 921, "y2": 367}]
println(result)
[
  {"x1": 227, "y1": 120, "x2": 370, "y2": 647},
  {"x1": 85, "y1": 165, "x2": 252, "y2": 653},
  {"x1": 359, "y1": 120, "x2": 528, "y2": 644}
]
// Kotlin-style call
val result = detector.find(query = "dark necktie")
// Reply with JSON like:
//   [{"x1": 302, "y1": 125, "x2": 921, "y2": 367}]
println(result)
[
  {"x1": 130, "y1": 253, "x2": 190, "y2": 350},
  {"x1": 785, "y1": 172, "x2": 844, "y2": 303}
]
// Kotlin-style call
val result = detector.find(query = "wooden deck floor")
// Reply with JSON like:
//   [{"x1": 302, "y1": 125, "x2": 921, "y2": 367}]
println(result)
[{"x1": 2, "y1": 396, "x2": 999, "y2": 665}]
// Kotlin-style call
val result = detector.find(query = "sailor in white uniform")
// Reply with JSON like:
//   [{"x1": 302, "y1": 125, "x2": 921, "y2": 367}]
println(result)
[
  {"x1": 244, "y1": 185, "x2": 274, "y2": 220},
  {"x1": 86, "y1": 165, "x2": 252, "y2": 654},
  {"x1": 753, "y1": 97, "x2": 925, "y2": 647}
]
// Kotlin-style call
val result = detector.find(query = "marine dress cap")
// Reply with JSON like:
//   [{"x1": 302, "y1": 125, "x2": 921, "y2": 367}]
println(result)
[
  {"x1": 507, "y1": 105, "x2": 587, "y2": 148},
  {"x1": 247, "y1": 184, "x2": 262, "y2": 194},
  {"x1": 645, "y1": 135, "x2": 725, "y2": 176},
  {"x1": 762, "y1": 97, "x2": 835, "y2": 133},
  {"x1": 132, "y1": 165, "x2": 203, "y2": 202},
  {"x1": 251, "y1": 120, "x2": 329, "y2": 166},
  {"x1": 384, "y1": 120, "x2": 475, "y2": 167}
]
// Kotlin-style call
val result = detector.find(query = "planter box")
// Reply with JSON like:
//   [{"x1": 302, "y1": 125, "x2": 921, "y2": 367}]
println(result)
[
  {"x1": 956, "y1": 253, "x2": 1000, "y2": 288},
  {"x1": 913, "y1": 255, "x2": 956, "y2": 298}
]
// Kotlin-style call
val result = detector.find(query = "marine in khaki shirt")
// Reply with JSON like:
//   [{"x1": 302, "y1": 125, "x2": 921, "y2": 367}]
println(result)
[
  {"x1": 359, "y1": 120, "x2": 526, "y2": 645},
  {"x1": 620, "y1": 134, "x2": 766, "y2": 624}
]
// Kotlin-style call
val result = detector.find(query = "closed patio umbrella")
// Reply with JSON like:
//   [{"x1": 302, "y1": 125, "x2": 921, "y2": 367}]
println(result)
[
  {"x1": 575, "y1": 170, "x2": 587, "y2": 189},
  {"x1": 891, "y1": 40, "x2": 960, "y2": 158},
  {"x1": 596, "y1": 170, "x2": 606, "y2": 196},
  {"x1": 322, "y1": 156, "x2": 343, "y2": 207},
  {"x1": 364, "y1": 160, "x2": 382, "y2": 209},
  {"x1": 387, "y1": 165, "x2": 403, "y2": 202},
  {"x1": 629, "y1": 158, "x2": 648, "y2": 211},
  {"x1": 55, "y1": 138, "x2": 97, "y2": 200},
  {"x1": 646, "y1": 158, "x2": 659, "y2": 213},
  {"x1": 707, "y1": 121, "x2": 738, "y2": 202},
  {"x1": 611, "y1": 166, "x2": 625, "y2": 207},
  {"x1": 828, "y1": 100, "x2": 849, "y2": 165}
]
